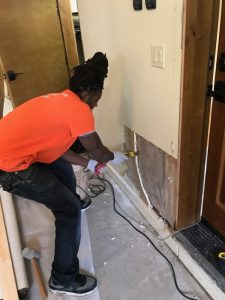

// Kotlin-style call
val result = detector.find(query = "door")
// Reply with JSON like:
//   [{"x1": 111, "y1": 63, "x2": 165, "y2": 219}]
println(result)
[
  {"x1": 0, "y1": 0, "x2": 70, "y2": 107},
  {"x1": 203, "y1": 0, "x2": 225, "y2": 236}
]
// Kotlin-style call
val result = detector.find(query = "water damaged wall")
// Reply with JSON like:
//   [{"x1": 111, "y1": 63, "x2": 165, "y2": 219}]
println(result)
[{"x1": 124, "y1": 126, "x2": 178, "y2": 228}]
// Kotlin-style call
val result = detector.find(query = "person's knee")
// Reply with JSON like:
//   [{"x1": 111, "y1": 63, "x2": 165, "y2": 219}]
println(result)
[
  {"x1": 51, "y1": 195, "x2": 81, "y2": 219},
  {"x1": 70, "y1": 199, "x2": 81, "y2": 218},
  {"x1": 63, "y1": 197, "x2": 81, "y2": 218}
]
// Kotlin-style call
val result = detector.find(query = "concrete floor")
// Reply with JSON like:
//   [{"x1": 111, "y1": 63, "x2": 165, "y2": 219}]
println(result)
[
  {"x1": 86, "y1": 176, "x2": 211, "y2": 300},
  {"x1": 13, "y1": 174, "x2": 212, "y2": 300}
]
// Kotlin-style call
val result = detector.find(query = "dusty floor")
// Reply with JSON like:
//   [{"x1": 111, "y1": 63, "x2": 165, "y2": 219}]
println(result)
[
  {"x1": 86, "y1": 176, "x2": 211, "y2": 300},
  {"x1": 14, "y1": 174, "x2": 211, "y2": 300}
]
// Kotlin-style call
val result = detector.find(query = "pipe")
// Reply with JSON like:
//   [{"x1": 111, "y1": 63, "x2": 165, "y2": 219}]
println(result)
[
  {"x1": 0, "y1": 189, "x2": 29, "y2": 298},
  {"x1": 133, "y1": 132, "x2": 153, "y2": 208}
]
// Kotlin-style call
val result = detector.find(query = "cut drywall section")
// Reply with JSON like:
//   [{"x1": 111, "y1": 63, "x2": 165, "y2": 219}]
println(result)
[
  {"x1": 78, "y1": 0, "x2": 183, "y2": 158},
  {"x1": 124, "y1": 126, "x2": 177, "y2": 227}
]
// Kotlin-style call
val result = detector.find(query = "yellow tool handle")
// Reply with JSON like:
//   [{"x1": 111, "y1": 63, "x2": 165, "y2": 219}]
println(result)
[{"x1": 125, "y1": 151, "x2": 138, "y2": 157}]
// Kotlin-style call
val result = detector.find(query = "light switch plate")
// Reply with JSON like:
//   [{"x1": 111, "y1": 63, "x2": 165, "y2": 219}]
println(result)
[{"x1": 151, "y1": 45, "x2": 165, "y2": 68}]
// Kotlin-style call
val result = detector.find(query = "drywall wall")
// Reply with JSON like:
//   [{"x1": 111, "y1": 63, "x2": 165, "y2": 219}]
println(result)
[{"x1": 78, "y1": 0, "x2": 183, "y2": 158}]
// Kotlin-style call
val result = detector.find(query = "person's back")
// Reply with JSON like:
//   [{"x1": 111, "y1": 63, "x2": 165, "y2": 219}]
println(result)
[{"x1": 0, "y1": 90, "x2": 94, "y2": 171}]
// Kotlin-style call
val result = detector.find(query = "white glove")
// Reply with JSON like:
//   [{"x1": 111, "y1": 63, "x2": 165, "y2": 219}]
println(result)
[
  {"x1": 111, "y1": 151, "x2": 128, "y2": 165},
  {"x1": 87, "y1": 159, "x2": 98, "y2": 173}
]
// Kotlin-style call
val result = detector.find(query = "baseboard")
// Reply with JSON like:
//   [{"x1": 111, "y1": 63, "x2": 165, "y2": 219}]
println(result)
[{"x1": 106, "y1": 164, "x2": 225, "y2": 300}]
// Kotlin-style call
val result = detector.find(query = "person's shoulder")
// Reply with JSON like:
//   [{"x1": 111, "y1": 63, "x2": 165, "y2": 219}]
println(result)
[
  {"x1": 61, "y1": 90, "x2": 92, "y2": 113},
  {"x1": 60, "y1": 89, "x2": 82, "y2": 103}
]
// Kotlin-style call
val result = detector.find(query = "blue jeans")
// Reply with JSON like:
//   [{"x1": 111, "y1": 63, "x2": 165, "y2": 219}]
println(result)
[{"x1": 0, "y1": 159, "x2": 81, "y2": 286}]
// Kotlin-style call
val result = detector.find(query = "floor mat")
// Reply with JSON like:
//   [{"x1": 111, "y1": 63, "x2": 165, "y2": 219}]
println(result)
[{"x1": 175, "y1": 221, "x2": 225, "y2": 292}]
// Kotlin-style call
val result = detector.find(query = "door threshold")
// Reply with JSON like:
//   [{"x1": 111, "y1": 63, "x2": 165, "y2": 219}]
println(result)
[{"x1": 175, "y1": 220, "x2": 225, "y2": 293}]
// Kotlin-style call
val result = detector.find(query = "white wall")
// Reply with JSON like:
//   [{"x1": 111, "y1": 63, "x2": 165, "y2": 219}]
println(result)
[
  {"x1": 77, "y1": 0, "x2": 183, "y2": 158},
  {"x1": 3, "y1": 81, "x2": 13, "y2": 116},
  {"x1": 70, "y1": 0, "x2": 78, "y2": 13}
]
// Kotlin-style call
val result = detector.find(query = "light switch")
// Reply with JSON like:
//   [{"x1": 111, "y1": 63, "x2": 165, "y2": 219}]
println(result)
[{"x1": 151, "y1": 45, "x2": 165, "y2": 69}]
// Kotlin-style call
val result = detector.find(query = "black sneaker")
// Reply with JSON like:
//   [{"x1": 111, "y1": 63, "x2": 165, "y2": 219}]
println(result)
[
  {"x1": 49, "y1": 274, "x2": 97, "y2": 296},
  {"x1": 80, "y1": 197, "x2": 92, "y2": 211}
]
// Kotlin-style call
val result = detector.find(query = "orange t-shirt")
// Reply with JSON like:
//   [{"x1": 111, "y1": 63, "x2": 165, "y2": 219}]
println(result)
[{"x1": 0, "y1": 89, "x2": 95, "y2": 172}]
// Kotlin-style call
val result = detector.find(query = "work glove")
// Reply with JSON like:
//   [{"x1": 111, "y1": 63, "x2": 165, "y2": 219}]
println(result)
[
  {"x1": 111, "y1": 151, "x2": 128, "y2": 165},
  {"x1": 87, "y1": 159, "x2": 107, "y2": 174}
]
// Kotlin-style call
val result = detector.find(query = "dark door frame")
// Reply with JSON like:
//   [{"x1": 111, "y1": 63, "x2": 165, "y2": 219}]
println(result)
[{"x1": 176, "y1": 0, "x2": 220, "y2": 229}]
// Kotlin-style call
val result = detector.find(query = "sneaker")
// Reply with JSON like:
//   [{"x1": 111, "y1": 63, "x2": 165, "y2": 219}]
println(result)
[
  {"x1": 80, "y1": 197, "x2": 92, "y2": 211},
  {"x1": 49, "y1": 274, "x2": 97, "y2": 296}
]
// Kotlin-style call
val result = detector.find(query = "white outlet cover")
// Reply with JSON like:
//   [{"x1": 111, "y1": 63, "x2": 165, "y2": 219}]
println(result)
[{"x1": 151, "y1": 45, "x2": 165, "y2": 69}]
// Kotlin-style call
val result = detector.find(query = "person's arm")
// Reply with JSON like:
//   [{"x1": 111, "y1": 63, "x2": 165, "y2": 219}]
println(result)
[
  {"x1": 61, "y1": 149, "x2": 107, "y2": 174},
  {"x1": 61, "y1": 149, "x2": 89, "y2": 167},
  {"x1": 79, "y1": 131, "x2": 114, "y2": 163}
]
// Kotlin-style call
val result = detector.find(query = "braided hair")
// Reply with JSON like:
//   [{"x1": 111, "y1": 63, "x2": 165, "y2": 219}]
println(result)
[{"x1": 69, "y1": 52, "x2": 108, "y2": 96}]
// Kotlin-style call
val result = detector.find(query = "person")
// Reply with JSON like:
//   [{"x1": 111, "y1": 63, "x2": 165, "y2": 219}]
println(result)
[{"x1": 0, "y1": 52, "x2": 127, "y2": 296}]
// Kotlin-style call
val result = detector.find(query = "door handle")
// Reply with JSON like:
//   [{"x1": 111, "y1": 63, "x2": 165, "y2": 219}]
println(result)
[
  {"x1": 207, "y1": 81, "x2": 225, "y2": 103},
  {"x1": 6, "y1": 70, "x2": 23, "y2": 81}
]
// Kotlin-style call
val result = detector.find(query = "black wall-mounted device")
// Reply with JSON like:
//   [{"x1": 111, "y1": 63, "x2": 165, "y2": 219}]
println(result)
[
  {"x1": 145, "y1": 0, "x2": 156, "y2": 9},
  {"x1": 133, "y1": 0, "x2": 142, "y2": 11}
]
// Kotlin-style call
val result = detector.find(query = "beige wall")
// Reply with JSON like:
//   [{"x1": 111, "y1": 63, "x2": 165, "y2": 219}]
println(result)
[{"x1": 78, "y1": 0, "x2": 183, "y2": 158}]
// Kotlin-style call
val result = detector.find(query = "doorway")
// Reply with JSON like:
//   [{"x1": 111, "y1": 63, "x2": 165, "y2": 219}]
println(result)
[
  {"x1": 203, "y1": 0, "x2": 225, "y2": 238},
  {"x1": 71, "y1": 0, "x2": 85, "y2": 63},
  {"x1": 176, "y1": 0, "x2": 225, "y2": 291}
]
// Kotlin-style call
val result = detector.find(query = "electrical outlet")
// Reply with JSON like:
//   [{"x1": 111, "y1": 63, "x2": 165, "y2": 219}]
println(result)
[{"x1": 151, "y1": 45, "x2": 165, "y2": 69}]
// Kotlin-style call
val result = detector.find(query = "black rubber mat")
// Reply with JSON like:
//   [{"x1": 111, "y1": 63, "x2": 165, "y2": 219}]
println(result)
[{"x1": 175, "y1": 220, "x2": 225, "y2": 292}]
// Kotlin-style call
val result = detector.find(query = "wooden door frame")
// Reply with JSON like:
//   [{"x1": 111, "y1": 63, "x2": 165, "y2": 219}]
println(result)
[
  {"x1": 57, "y1": 0, "x2": 79, "y2": 74},
  {"x1": 176, "y1": 0, "x2": 220, "y2": 229}
]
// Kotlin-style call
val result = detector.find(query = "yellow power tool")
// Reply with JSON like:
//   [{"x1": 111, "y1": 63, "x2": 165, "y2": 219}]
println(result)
[{"x1": 124, "y1": 151, "x2": 139, "y2": 157}]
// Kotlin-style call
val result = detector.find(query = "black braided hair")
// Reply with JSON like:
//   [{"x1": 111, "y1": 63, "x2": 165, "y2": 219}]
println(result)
[{"x1": 69, "y1": 52, "x2": 108, "y2": 95}]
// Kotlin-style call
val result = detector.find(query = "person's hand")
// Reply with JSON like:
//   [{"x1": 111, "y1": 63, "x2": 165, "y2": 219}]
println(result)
[
  {"x1": 87, "y1": 159, "x2": 98, "y2": 173},
  {"x1": 87, "y1": 160, "x2": 107, "y2": 174},
  {"x1": 95, "y1": 163, "x2": 107, "y2": 175},
  {"x1": 111, "y1": 152, "x2": 128, "y2": 165}
]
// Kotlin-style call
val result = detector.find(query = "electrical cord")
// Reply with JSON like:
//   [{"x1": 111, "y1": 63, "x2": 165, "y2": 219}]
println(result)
[{"x1": 77, "y1": 174, "x2": 199, "y2": 300}]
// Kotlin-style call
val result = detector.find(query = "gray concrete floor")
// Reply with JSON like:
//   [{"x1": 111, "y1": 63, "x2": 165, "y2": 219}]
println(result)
[
  {"x1": 86, "y1": 176, "x2": 211, "y2": 300},
  {"x1": 13, "y1": 173, "x2": 212, "y2": 300}
]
